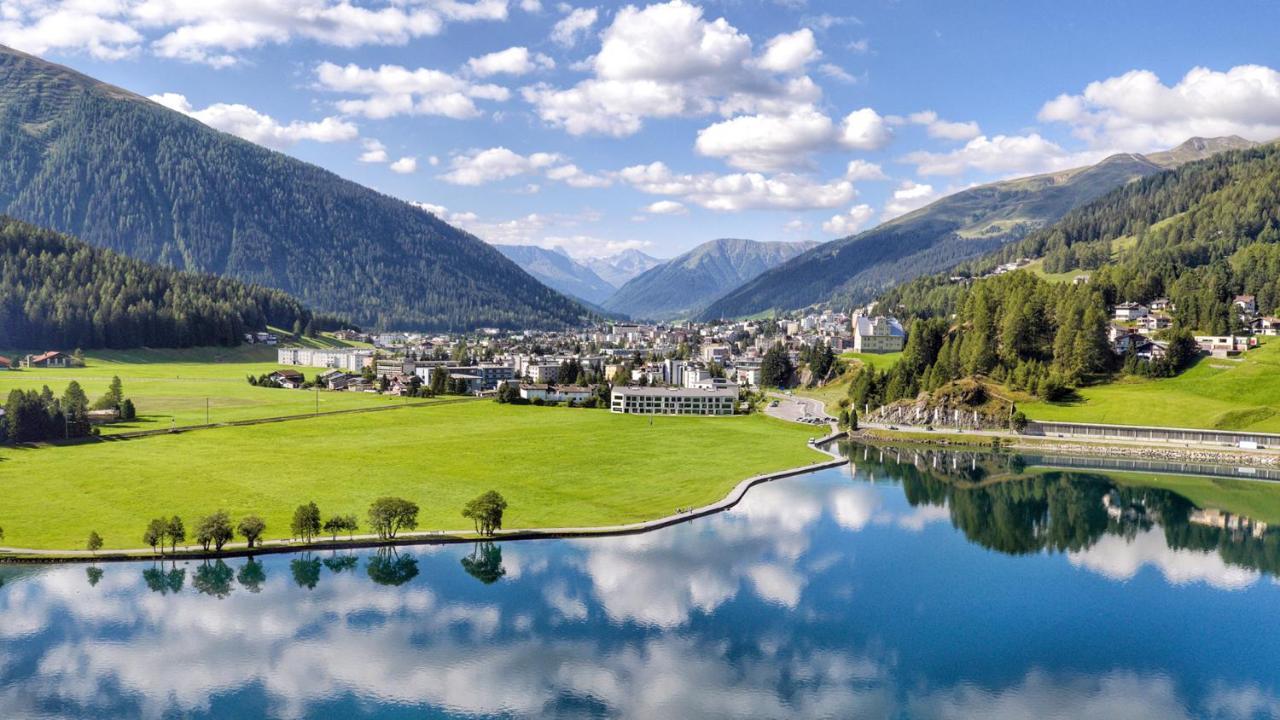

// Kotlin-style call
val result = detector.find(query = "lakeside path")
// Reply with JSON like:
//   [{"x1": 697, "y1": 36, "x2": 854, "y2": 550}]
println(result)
[{"x1": 0, "y1": 433, "x2": 849, "y2": 563}]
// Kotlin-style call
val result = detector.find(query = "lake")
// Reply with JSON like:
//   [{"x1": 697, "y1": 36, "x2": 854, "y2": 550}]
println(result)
[{"x1": 4, "y1": 442, "x2": 1280, "y2": 719}]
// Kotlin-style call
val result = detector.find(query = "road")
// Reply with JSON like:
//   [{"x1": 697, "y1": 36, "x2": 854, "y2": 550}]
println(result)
[{"x1": 764, "y1": 392, "x2": 834, "y2": 431}]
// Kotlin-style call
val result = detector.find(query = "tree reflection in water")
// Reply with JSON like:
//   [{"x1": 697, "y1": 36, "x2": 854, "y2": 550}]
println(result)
[
  {"x1": 322, "y1": 554, "x2": 360, "y2": 574},
  {"x1": 236, "y1": 557, "x2": 266, "y2": 593},
  {"x1": 85, "y1": 566, "x2": 103, "y2": 587},
  {"x1": 366, "y1": 548, "x2": 419, "y2": 587},
  {"x1": 142, "y1": 563, "x2": 185, "y2": 595},
  {"x1": 291, "y1": 555, "x2": 322, "y2": 590},
  {"x1": 192, "y1": 559, "x2": 235, "y2": 598},
  {"x1": 460, "y1": 542, "x2": 506, "y2": 585}
]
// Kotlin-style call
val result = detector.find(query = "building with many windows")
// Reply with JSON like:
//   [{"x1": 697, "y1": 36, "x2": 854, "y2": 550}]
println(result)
[
  {"x1": 277, "y1": 347, "x2": 373, "y2": 372},
  {"x1": 610, "y1": 386, "x2": 736, "y2": 415},
  {"x1": 852, "y1": 316, "x2": 906, "y2": 353}
]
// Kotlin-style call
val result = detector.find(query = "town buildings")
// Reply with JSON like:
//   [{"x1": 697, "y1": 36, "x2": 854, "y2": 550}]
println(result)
[{"x1": 610, "y1": 386, "x2": 737, "y2": 415}]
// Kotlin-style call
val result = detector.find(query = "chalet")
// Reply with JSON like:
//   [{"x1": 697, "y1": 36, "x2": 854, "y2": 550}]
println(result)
[
  {"x1": 268, "y1": 369, "x2": 305, "y2": 389},
  {"x1": 1112, "y1": 330, "x2": 1150, "y2": 355},
  {"x1": 1137, "y1": 340, "x2": 1169, "y2": 362},
  {"x1": 1259, "y1": 317, "x2": 1280, "y2": 336},
  {"x1": 1195, "y1": 335, "x2": 1254, "y2": 358},
  {"x1": 318, "y1": 369, "x2": 357, "y2": 390},
  {"x1": 1113, "y1": 302, "x2": 1149, "y2": 321},
  {"x1": 0, "y1": 356, "x2": 13, "y2": 370},
  {"x1": 1234, "y1": 294, "x2": 1258, "y2": 315},
  {"x1": 1149, "y1": 297, "x2": 1173, "y2": 312},
  {"x1": 25, "y1": 351, "x2": 71, "y2": 368},
  {"x1": 1137, "y1": 314, "x2": 1171, "y2": 332},
  {"x1": 386, "y1": 373, "x2": 416, "y2": 395}
]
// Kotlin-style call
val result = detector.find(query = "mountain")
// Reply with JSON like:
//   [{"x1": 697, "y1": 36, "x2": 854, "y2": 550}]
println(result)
[
  {"x1": 603, "y1": 238, "x2": 818, "y2": 320},
  {"x1": 584, "y1": 250, "x2": 664, "y2": 288},
  {"x1": 494, "y1": 245, "x2": 617, "y2": 305},
  {"x1": 696, "y1": 137, "x2": 1259, "y2": 321},
  {"x1": 0, "y1": 44, "x2": 588, "y2": 331},
  {"x1": 0, "y1": 215, "x2": 327, "y2": 349}
]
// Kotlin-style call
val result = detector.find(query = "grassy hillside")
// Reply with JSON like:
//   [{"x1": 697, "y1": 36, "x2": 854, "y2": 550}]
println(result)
[
  {"x1": 0, "y1": 346, "x2": 405, "y2": 433},
  {"x1": 1021, "y1": 340, "x2": 1280, "y2": 431},
  {"x1": 0, "y1": 44, "x2": 587, "y2": 331},
  {"x1": 0, "y1": 402, "x2": 825, "y2": 550}
]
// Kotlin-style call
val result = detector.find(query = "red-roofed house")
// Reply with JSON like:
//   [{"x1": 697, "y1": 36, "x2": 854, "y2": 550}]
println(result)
[{"x1": 25, "y1": 351, "x2": 71, "y2": 368}]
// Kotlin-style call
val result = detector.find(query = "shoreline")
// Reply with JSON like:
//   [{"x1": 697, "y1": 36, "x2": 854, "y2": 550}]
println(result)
[{"x1": 0, "y1": 432, "x2": 848, "y2": 565}]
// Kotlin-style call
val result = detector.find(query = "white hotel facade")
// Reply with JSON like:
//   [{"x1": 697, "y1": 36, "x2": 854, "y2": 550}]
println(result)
[{"x1": 610, "y1": 386, "x2": 737, "y2": 416}]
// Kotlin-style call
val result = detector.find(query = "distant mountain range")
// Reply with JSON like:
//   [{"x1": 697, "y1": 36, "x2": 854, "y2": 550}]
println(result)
[
  {"x1": 604, "y1": 238, "x2": 818, "y2": 320},
  {"x1": 494, "y1": 245, "x2": 617, "y2": 305},
  {"x1": 697, "y1": 136, "x2": 1258, "y2": 321},
  {"x1": 0, "y1": 44, "x2": 589, "y2": 331},
  {"x1": 584, "y1": 250, "x2": 663, "y2": 289}
]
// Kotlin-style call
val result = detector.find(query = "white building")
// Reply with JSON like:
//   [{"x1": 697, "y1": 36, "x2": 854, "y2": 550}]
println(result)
[
  {"x1": 610, "y1": 386, "x2": 736, "y2": 415},
  {"x1": 520, "y1": 384, "x2": 594, "y2": 403},
  {"x1": 701, "y1": 344, "x2": 731, "y2": 363},
  {"x1": 1113, "y1": 302, "x2": 1150, "y2": 321},
  {"x1": 277, "y1": 347, "x2": 373, "y2": 372},
  {"x1": 852, "y1": 316, "x2": 905, "y2": 353},
  {"x1": 526, "y1": 363, "x2": 562, "y2": 383}
]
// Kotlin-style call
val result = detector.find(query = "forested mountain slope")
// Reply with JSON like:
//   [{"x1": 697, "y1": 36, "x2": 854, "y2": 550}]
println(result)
[
  {"x1": 0, "y1": 216, "x2": 329, "y2": 349},
  {"x1": 0, "y1": 44, "x2": 588, "y2": 331},
  {"x1": 604, "y1": 238, "x2": 817, "y2": 320},
  {"x1": 697, "y1": 137, "x2": 1256, "y2": 321}
]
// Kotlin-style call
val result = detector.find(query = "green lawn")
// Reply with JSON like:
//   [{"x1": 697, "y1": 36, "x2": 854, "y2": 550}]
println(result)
[
  {"x1": 1109, "y1": 471, "x2": 1280, "y2": 525},
  {"x1": 839, "y1": 350, "x2": 904, "y2": 370},
  {"x1": 794, "y1": 373, "x2": 853, "y2": 416},
  {"x1": 1021, "y1": 340, "x2": 1280, "y2": 432},
  {"x1": 0, "y1": 401, "x2": 826, "y2": 550},
  {"x1": 0, "y1": 346, "x2": 402, "y2": 435}
]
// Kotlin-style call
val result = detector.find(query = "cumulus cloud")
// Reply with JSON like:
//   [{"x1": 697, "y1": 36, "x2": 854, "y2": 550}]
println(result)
[
  {"x1": 439, "y1": 147, "x2": 562, "y2": 185},
  {"x1": 467, "y1": 46, "x2": 554, "y2": 77},
  {"x1": 756, "y1": 28, "x2": 820, "y2": 74},
  {"x1": 390, "y1": 156, "x2": 418, "y2": 174},
  {"x1": 644, "y1": 200, "x2": 687, "y2": 215},
  {"x1": 0, "y1": 0, "x2": 511, "y2": 67},
  {"x1": 524, "y1": 1, "x2": 826, "y2": 137},
  {"x1": 902, "y1": 133, "x2": 1101, "y2": 176},
  {"x1": 148, "y1": 92, "x2": 357, "y2": 149},
  {"x1": 550, "y1": 6, "x2": 598, "y2": 46},
  {"x1": 844, "y1": 159, "x2": 887, "y2": 181},
  {"x1": 1038, "y1": 64, "x2": 1280, "y2": 151},
  {"x1": 695, "y1": 107, "x2": 891, "y2": 171},
  {"x1": 620, "y1": 161, "x2": 854, "y2": 211},
  {"x1": 544, "y1": 164, "x2": 613, "y2": 188},
  {"x1": 905, "y1": 109, "x2": 982, "y2": 140},
  {"x1": 882, "y1": 180, "x2": 938, "y2": 219},
  {"x1": 358, "y1": 138, "x2": 389, "y2": 163},
  {"x1": 822, "y1": 204, "x2": 874, "y2": 236},
  {"x1": 1068, "y1": 528, "x2": 1261, "y2": 590},
  {"x1": 315, "y1": 61, "x2": 509, "y2": 119}
]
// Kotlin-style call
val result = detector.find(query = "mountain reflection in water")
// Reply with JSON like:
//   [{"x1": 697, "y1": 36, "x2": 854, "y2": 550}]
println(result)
[{"x1": 3, "y1": 443, "x2": 1280, "y2": 719}]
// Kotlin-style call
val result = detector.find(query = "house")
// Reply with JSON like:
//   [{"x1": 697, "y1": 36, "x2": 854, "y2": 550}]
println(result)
[
  {"x1": 0, "y1": 356, "x2": 13, "y2": 370},
  {"x1": 268, "y1": 369, "x2": 305, "y2": 389},
  {"x1": 519, "y1": 384, "x2": 594, "y2": 403},
  {"x1": 1150, "y1": 297, "x2": 1173, "y2": 313},
  {"x1": 1235, "y1": 294, "x2": 1258, "y2": 315},
  {"x1": 25, "y1": 351, "x2": 72, "y2": 368},
  {"x1": 1137, "y1": 314, "x2": 1171, "y2": 332},
  {"x1": 1259, "y1": 317, "x2": 1280, "y2": 336},
  {"x1": 318, "y1": 369, "x2": 358, "y2": 390},
  {"x1": 852, "y1": 316, "x2": 905, "y2": 353},
  {"x1": 1113, "y1": 302, "x2": 1149, "y2": 321},
  {"x1": 610, "y1": 386, "x2": 737, "y2": 415},
  {"x1": 1072, "y1": 274, "x2": 1091, "y2": 285},
  {"x1": 1195, "y1": 335, "x2": 1254, "y2": 358},
  {"x1": 1112, "y1": 330, "x2": 1150, "y2": 355}
]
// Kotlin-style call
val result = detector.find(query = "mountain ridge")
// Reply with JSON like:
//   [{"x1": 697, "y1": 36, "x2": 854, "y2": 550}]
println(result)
[
  {"x1": 494, "y1": 244, "x2": 617, "y2": 305},
  {"x1": 0, "y1": 43, "x2": 588, "y2": 331}
]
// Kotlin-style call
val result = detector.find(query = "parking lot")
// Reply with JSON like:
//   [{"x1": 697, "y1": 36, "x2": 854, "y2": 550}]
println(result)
[{"x1": 764, "y1": 394, "x2": 832, "y2": 428}]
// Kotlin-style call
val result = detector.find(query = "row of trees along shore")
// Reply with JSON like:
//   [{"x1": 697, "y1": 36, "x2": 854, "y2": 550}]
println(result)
[{"x1": 129, "y1": 492, "x2": 509, "y2": 556}]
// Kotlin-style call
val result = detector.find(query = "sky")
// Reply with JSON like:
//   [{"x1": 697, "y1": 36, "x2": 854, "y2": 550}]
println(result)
[{"x1": 4, "y1": 0, "x2": 1280, "y2": 261}]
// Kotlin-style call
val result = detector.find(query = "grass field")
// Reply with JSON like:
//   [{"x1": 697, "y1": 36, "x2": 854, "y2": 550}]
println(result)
[
  {"x1": 839, "y1": 350, "x2": 903, "y2": 369},
  {"x1": 1021, "y1": 340, "x2": 1280, "y2": 432},
  {"x1": 0, "y1": 346, "x2": 403, "y2": 435},
  {"x1": 0, "y1": 401, "x2": 826, "y2": 550}
]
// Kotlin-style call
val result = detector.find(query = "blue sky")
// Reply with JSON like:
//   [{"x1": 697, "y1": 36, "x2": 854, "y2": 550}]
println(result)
[{"x1": 5, "y1": 0, "x2": 1280, "y2": 260}]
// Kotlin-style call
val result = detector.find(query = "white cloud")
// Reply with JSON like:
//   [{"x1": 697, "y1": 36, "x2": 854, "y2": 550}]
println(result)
[
  {"x1": 839, "y1": 107, "x2": 892, "y2": 150},
  {"x1": 756, "y1": 28, "x2": 820, "y2": 74},
  {"x1": 0, "y1": 0, "x2": 511, "y2": 67},
  {"x1": 525, "y1": 0, "x2": 824, "y2": 137},
  {"x1": 819, "y1": 63, "x2": 856, "y2": 84},
  {"x1": 903, "y1": 133, "x2": 1100, "y2": 176},
  {"x1": 467, "y1": 46, "x2": 554, "y2": 77},
  {"x1": 882, "y1": 180, "x2": 938, "y2": 219},
  {"x1": 390, "y1": 156, "x2": 418, "y2": 174},
  {"x1": 1038, "y1": 64, "x2": 1280, "y2": 151},
  {"x1": 550, "y1": 6, "x2": 598, "y2": 46},
  {"x1": 358, "y1": 138, "x2": 389, "y2": 163},
  {"x1": 148, "y1": 92, "x2": 357, "y2": 149},
  {"x1": 844, "y1": 159, "x2": 887, "y2": 181},
  {"x1": 544, "y1": 164, "x2": 613, "y2": 188},
  {"x1": 822, "y1": 204, "x2": 874, "y2": 236},
  {"x1": 644, "y1": 200, "x2": 687, "y2": 215},
  {"x1": 1068, "y1": 528, "x2": 1260, "y2": 591},
  {"x1": 906, "y1": 109, "x2": 981, "y2": 140},
  {"x1": 620, "y1": 161, "x2": 854, "y2": 211},
  {"x1": 439, "y1": 147, "x2": 562, "y2": 185},
  {"x1": 519, "y1": 0, "x2": 543, "y2": 10},
  {"x1": 315, "y1": 61, "x2": 509, "y2": 119}
]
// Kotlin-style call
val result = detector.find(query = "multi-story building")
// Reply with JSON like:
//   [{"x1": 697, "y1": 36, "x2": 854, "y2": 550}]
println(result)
[
  {"x1": 853, "y1": 316, "x2": 906, "y2": 353},
  {"x1": 277, "y1": 347, "x2": 373, "y2": 372},
  {"x1": 610, "y1": 386, "x2": 736, "y2": 415}
]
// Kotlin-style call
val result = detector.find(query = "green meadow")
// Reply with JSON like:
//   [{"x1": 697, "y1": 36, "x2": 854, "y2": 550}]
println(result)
[
  {"x1": 0, "y1": 346, "x2": 403, "y2": 435},
  {"x1": 0, "y1": 401, "x2": 826, "y2": 550},
  {"x1": 1021, "y1": 339, "x2": 1280, "y2": 432}
]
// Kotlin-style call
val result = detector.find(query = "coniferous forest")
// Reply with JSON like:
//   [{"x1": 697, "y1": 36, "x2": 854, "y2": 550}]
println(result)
[{"x1": 0, "y1": 217, "x2": 334, "y2": 349}]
